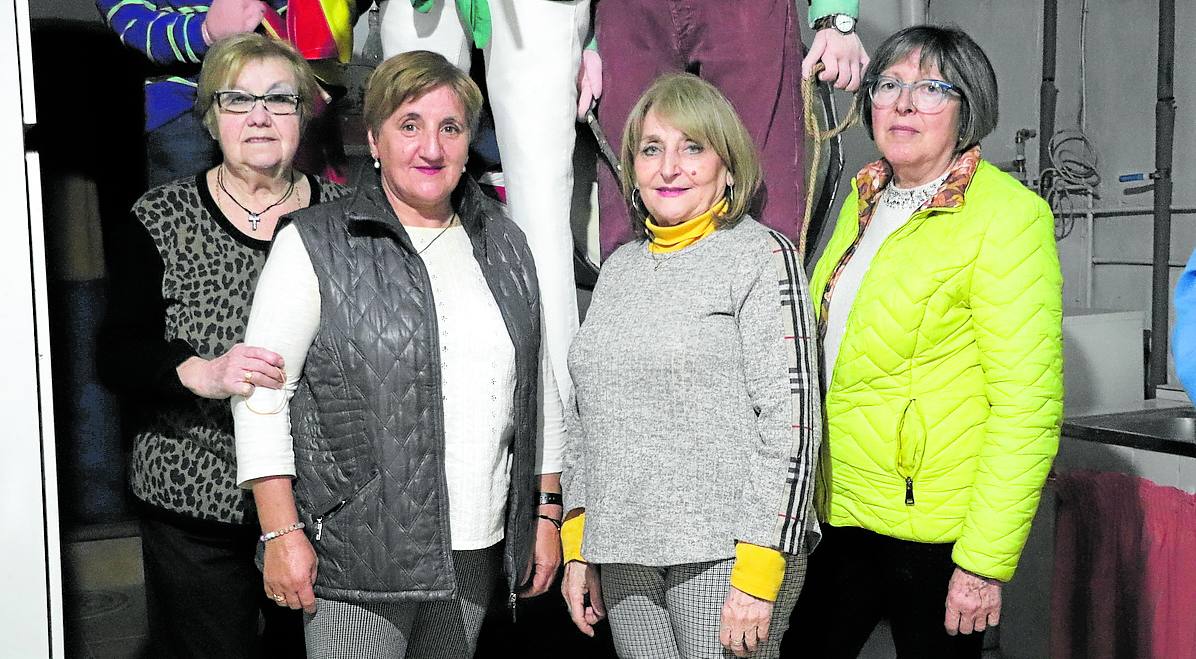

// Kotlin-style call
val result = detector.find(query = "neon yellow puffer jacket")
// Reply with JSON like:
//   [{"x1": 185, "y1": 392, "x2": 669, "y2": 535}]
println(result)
[{"x1": 810, "y1": 150, "x2": 1063, "y2": 582}]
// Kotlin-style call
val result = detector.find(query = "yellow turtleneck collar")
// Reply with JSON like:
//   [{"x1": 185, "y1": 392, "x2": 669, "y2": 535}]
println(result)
[{"x1": 645, "y1": 197, "x2": 728, "y2": 254}]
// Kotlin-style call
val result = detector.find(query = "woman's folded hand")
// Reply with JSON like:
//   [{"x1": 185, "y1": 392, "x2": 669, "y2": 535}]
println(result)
[
  {"x1": 263, "y1": 530, "x2": 319, "y2": 614},
  {"x1": 720, "y1": 585, "x2": 774, "y2": 657}
]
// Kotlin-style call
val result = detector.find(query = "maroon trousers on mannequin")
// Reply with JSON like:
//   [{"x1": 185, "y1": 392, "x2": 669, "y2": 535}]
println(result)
[{"x1": 595, "y1": 0, "x2": 806, "y2": 259}]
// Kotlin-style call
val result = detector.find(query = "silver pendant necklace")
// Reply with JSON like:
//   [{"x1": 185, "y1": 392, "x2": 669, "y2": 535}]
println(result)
[
  {"x1": 217, "y1": 165, "x2": 296, "y2": 231},
  {"x1": 413, "y1": 215, "x2": 459, "y2": 255}
]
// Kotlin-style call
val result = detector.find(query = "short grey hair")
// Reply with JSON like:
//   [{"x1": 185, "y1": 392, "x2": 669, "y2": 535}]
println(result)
[{"x1": 859, "y1": 25, "x2": 999, "y2": 153}]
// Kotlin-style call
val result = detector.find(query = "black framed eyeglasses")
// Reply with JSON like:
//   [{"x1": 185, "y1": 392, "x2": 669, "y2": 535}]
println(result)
[
  {"x1": 867, "y1": 76, "x2": 961, "y2": 113},
  {"x1": 213, "y1": 90, "x2": 301, "y2": 115}
]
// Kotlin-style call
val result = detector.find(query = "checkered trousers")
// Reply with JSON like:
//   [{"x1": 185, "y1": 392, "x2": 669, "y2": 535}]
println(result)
[
  {"x1": 303, "y1": 544, "x2": 500, "y2": 659},
  {"x1": 601, "y1": 554, "x2": 807, "y2": 659}
]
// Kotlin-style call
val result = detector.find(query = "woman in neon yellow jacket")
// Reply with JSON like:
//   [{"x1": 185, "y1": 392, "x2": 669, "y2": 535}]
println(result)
[{"x1": 783, "y1": 26, "x2": 1063, "y2": 659}]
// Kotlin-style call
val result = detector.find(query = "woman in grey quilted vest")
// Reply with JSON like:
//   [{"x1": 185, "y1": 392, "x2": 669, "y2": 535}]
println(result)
[
  {"x1": 559, "y1": 74, "x2": 822, "y2": 659},
  {"x1": 231, "y1": 50, "x2": 567, "y2": 658},
  {"x1": 99, "y1": 35, "x2": 348, "y2": 658}
]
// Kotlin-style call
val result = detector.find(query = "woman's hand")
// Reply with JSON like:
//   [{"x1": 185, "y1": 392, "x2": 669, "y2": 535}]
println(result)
[
  {"x1": 720, "y1": 586, "x2": 774, "y2": 657},
  {"x1": 262, "y1": 530, "x2": 319, "y2": 614},
  {"x1": 944, "y1": 566, "x2": 1002, "y2": 635},
  {"x1": 576, "y1": 49, "x2": 603, "y2": 120},
  {"x1": 561, "y1": 561, "x2": 605, "y2": 637},
  {"x1": 176, "y1": 344, "x2": 285, "y2": 399},
  {"x1": 521, "y1": 517, "x2": 563, "y2": 597},
  {"x1": 801, "y1": 29, "x2": 870, "y2": 92},
  {"x1": 203, "y1": 0, "x2": 267, "y2": 44}
]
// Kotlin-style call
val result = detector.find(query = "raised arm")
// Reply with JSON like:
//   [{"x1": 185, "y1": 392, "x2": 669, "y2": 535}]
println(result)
[
  {"x1": 97, "y1": 0, "x2": 266, "y2": 66},
  {"x1": 802, "y1": 0, "x2": 870, "y2": 91}
]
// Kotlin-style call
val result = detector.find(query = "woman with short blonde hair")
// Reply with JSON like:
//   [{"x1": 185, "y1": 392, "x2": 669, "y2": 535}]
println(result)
[
  {"x1": 617, "y1": 74, "x2": 762, "y2": 235},
  {"x1": 561, "y1": 73, "x2": 821, "y2": 659}
]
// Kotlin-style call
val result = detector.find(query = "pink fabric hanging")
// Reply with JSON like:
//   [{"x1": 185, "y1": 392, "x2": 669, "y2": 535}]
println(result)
[{"x1": 1052, "y1": 469, "x2": 1196, "y2": 658}]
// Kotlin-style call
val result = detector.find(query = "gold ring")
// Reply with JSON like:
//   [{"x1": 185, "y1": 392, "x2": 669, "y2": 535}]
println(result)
[
  {"x1": 272, "y1": 593, "x2": 285, "y2": 602},
  {"x1": 243, "y1": 371, "x2": 253, "y2": 383}
]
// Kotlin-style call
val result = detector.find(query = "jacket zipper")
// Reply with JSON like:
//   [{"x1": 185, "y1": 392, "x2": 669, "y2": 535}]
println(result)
[
  {"x1": 314, "y1": 500, "x2": 347, "y2": 541},
  {"x1": 471, "y1": 235, "x2": 535, "y2": 621},
  {"x1": 905, "y1": 477, "x2": 915, "y2": 506},
  {"x1": 311, "y1": 469, "x2": 380, "y2": 541},
  {"x1": 412, "y1": 243, "x2": 458, "y2": 595}
]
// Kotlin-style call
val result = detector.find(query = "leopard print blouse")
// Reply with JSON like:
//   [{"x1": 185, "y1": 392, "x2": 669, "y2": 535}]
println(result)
[{"x1": 130, "y1": 173, "x2": 350, "y2": 525}]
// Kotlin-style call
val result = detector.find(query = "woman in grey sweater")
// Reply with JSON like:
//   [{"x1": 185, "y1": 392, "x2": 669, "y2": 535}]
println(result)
[{"x1": 560, "y1": 73, "x2": 822, "y2": 659}]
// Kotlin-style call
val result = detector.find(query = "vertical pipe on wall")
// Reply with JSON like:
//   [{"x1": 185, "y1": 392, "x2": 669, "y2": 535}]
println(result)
[
  {"x1": 900, "y1": 0, "x2": 927, "y2": 27},
  {"x1": 1148, "y1": 0, "x2": 1177, "y2": 392},
  {"x1": 1038, "y1": 0, "x2": 1058, "y2": 176}
]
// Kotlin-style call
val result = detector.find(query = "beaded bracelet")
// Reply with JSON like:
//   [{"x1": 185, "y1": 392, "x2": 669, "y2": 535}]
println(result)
[{"x1": 260, "y1": 521, "x2": 305, "y2": 543}]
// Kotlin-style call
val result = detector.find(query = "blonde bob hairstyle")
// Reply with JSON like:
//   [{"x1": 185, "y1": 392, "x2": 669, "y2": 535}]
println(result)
[
  {"x1": 619, "y1": 73, "x2": 762, "y2": 238},
  {"x1": 363, "y1": 50, "x2": 483, "y2": 141},
  {"x1": 195, "y1": 34, "x2": 320, "y2": 137}
]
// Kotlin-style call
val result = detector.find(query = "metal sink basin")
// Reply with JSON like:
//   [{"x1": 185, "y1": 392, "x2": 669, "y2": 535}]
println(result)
[
  {"x1": 1064, "y1": 405, "x2": 1196, "y2": 455},
  {"x1": 1105, "y1": 409, "x2": 1196, "y2": 442}
]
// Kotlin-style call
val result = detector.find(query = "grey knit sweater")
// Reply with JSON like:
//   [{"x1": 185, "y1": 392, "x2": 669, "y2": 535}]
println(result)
[{"x1": 562, "y1": 217, "x2": 822, "y2": 566}]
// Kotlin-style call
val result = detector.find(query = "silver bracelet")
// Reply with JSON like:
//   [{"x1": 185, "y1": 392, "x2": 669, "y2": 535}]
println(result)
[{"x1": 260, "y1": 521, "x2": 305, "y2": 543}]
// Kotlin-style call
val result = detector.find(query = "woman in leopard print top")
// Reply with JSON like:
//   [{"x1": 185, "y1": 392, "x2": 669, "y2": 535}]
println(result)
[{"x1": 99, "y1": 35, "x2": 349, "y2": 658}]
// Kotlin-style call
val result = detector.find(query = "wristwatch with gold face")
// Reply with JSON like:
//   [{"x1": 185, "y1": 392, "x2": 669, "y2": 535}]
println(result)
[{"x1": 812, "y1": 13, "x2": 857, "y2": 35}]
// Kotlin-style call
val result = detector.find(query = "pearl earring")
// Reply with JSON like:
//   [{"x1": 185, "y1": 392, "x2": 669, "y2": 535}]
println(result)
[{"x1": 373, "y1": 158, "x2": 381, "y2": 170}]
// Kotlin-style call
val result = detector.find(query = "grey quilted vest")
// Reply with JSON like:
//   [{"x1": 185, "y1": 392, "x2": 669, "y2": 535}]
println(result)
[{"x1": 283, "y1": 176, "x2": 540, "y2": 605}]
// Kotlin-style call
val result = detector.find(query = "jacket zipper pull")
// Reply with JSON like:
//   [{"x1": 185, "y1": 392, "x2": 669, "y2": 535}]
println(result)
[
  {"x1": 314, "y1": 499, "x2": 348, "y2": 542},
  {"x1": 508, "y1": 591, "x2": 517, "y2": 623},
  {"x1": 904, "y1": 477, "x2": 915, "y2": 506}
]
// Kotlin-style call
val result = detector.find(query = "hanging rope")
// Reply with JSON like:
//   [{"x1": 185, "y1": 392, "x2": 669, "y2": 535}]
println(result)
[{"x1": 799, "y1": 62, "x2": 862, "y2": 257}]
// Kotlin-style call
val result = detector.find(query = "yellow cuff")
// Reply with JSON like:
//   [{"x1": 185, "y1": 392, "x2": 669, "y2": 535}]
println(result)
[
  {"x1": 730, "y1": 542, "x2": 786, "y2": 601},
  {"x1": 561, "y1": 512, "x2": 586, "y2": 564}
]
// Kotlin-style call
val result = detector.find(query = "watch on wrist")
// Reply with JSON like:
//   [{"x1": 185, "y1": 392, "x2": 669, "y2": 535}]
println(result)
[{"x1": 812, "y1": 13, "x2": 856, "y2": 35}]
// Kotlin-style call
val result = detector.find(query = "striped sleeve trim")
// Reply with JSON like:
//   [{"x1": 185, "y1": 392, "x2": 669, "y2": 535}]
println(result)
[
  {"x1": 182, "y1": 13, "x2": 201, "y2": 62},
  {"x1": 764, "y1": 230, "x2": 822, "y2": 554},
  {"x1": 105, "y1": 0, "x2": 159, "y2": 23},
  {"x1": 165, "y1": 14, "x2": 184, "y2": 61},
  {"x1": 144, "y1": 12, "x2": 164, "y2": 57}
]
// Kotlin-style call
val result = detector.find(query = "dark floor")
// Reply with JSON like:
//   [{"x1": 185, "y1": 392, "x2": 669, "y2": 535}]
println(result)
[
  {"x1": 64, "y1": 537, "x2": 148, "y2": 658},
  {"x1": 62, "y1": 534, "x2": 1001, "y2": 659},
  {"x1": 61, "y1": 534, "x2": 618, "y2": 659}
]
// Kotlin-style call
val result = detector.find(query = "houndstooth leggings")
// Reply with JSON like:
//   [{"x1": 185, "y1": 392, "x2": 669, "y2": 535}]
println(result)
[
  {"x1": 303, "y1": 544, "x2": 501, "y2": 659},
  {"x1": 601, "y1": 554, "x2": 807, "y2": 659}
]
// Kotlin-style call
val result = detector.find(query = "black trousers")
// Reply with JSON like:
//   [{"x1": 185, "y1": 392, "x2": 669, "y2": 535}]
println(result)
[
  {"x1": 140, "y1": 509, "x2": 305, "y2": 659},
  {"x1": 781, "y1": 524, "x2": 985, "y2": 659}
]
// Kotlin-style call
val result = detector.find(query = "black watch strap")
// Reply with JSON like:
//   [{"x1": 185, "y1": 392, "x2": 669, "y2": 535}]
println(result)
[{"x1": 538, "y1": 491, "x2": 563, "y2": 507}]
